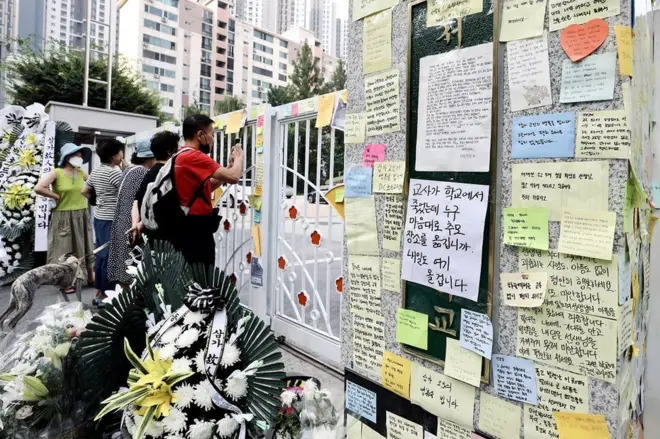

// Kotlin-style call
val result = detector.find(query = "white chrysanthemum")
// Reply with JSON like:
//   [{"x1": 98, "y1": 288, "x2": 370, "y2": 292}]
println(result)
[
  {"x1": 171, "y1": 357, "x2": 192, "y2": 374},
  {"x1": 165, "y1": 436, "x2": 186, "y2": 439},
  {"x1": 15, "y1": 405, "x2": 33, "y2": 420},
  {"x1": 161, "y1": 325, "x2": 183, "y2": 345},
  {"x1": 146, "y1": 420, "x2": 165, "y2": 438},
  {"x1": 125, "y1": 412, "x2": 136, "y2": 435},
  {"x1": 183, "y1": 311, "x2": 207, "y2": 327},
  {"x1": 280, "y1": 390, "x2": 297, "y2": 407},
  {"x1": 12, "y1": 244, "x2": 19, "y2": 250},
  {"x1": 193, "y1": 380, "x2": 215, "y2": 411},
  {"x1": 215, "y1": 415, "x2": 239, "y2": 438},
  {"x1": 159, "y1": 343, "x2": 178, "y2": 360},
  {"x1": 194, "y1": 349, "x2": 206, "y2": 373},
  {"x1": 132, "y1": 415, "x2": 144, "y2": 435},
  {"x1": 173, "y1": 383, "x2": 195, "y2": 409},
  {"x1": 176, "y1": 328, "x2": 200, "y2": 348},
  {"x1": 225, "y1": 374, "x2": 248, "y2": 401},
  {"x1": 187, "y1": 419, "x2": 215, "y2": 439},
  {"x1": 162, "y1": 407, "x2": 188, "y2": 434},
  {"x1": 220, "y1": 343, "x2": 241, "y2": 367}
]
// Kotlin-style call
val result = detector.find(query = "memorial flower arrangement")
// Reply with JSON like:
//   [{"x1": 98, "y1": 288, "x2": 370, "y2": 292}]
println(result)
[{"x1": 273, "y1": 381, "x2": 342, "y2": 439}]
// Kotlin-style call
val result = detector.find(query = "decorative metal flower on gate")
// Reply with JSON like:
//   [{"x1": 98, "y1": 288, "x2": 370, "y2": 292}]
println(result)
[
  {"x1": 239, "y1": 201, "x2": 248, "y2": 216},
  {"x1": 223, "y1": 219, "x2": 231, "y2": 232},
  {"x1": 277, "y1": 256, "x2": 288, "y2": 270},
  {"x1": 288, "y1": 206, "x2": 298, "y2": 221},
  {"x1": 246, "y1": 252, "x2": 252, "y2": 264},
  {"x1": 297, "y1": 291, "x2": 309, "y2": 308},
  {"x1": 335, "y1": 277, "x2": 343, "y2": 294},
  {"x1": 310, "y1": 230, "x2": 322, "y2": 247}
]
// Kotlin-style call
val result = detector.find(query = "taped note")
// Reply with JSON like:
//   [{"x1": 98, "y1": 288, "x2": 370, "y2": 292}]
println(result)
[
  {"x1": 345, "y1": 167, "x2": 373, "y2": 198},
  {"x1": 501, "y1": 272, "x2": 547, "y2": 307},
  {"x1": 549, "y1": 0, "x2": 620, "y2": 31},
  {"x1": 436, "y1": 419, "x2": 471, "y2": 439},
  {"x1": 459, "y1": 309, "x2": 493, "y2": 359},
  {"x1": 500, "y1": 0, "x2": 547, "y2": 41},
  {"x1": 558, "y1": 209, "x2": 616, "y2": 261},
  {"x1": 386, "y1": 412, "x2": 423, "y2": 439},
  {"x1": 383, "y1": 195, "x2": 404, "y2": 252},
  {"x1": 614, "y1": 25, "x2": 632, "y2": 76},
  {"x1": 365, "y1": 69, "x2": 400, "y2": 136},
  {"x1": 553, "y1": 413, "x2": 610, "y2": 438},
  {"x1": 348, "y1": 255, "x2": 381, "y2": 314},
  {"x1": 362, "y1": 144, "x2": 386, "y2": 167},
  {"x1": 396, "y1": 308, "x2": 428, "y2": 350},
  {"x1": 382, "y1": 257, "x2": 402, "y2": 293},
  {"x1": 559, "y1": 52, "x2": 616, "y2": 103},
  {"x1": 381, "y1": 351, "x2": 411, "y2": 399},
  {"x1": 363, "y1": 9, "x2": 392, "y2": 74},
  {"x1": 507, "y1": 32, "x2": 552, "y2": 112},
  {"x1": 575, "y1": 110, "x2": 630, "y2": 159},
  {"x1": 346, "y1": 113, "x2": 367, "y2": 143},
  {"x1": 492, "y1": 354, "x2": 538, "y2": 404},
  {"x1": 618, "y1": 298, "x2": 633, "y2": 356},
  {"x1": 345, "y1": 381, "x2": 377, "y2": 423},
  {"x1": 345, "y1": 197, "x2": 379, "y2": 255},
  {"x1": 444, "y1": 338, "x2": 482, "y2": 387},
  {"x1": 478, "y1": 393, "x2": 522, "y2": 439},
  {"x1": 353, "y1": 310, "x2": 385, "y2": 376},
  {"x1": 373, "y1": 161, "x2": 405, "y2": 194},
  {"x1": 427, "y1": 0, "x2": 482, "y2": 27},
  {"x1": 511, "y1": 113, "x2": 575, "y2": 159}
]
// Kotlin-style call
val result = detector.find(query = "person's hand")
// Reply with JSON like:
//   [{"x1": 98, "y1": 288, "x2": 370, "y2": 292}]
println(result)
[
  {"x1": 231, "y1": 144, "x2": 243, "y2": 161},
  {"x1": 128, "y1": 222, "x2": 144, "y2": 245}
]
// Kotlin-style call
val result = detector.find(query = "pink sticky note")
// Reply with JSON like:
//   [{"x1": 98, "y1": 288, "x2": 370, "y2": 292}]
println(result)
[
  {"x1": 257, "y1": 115, "x2": 264, "y2": 128},
  {"x1": 471, "y1": 434, "x2": 486, "y2": 439},
  {"x1": 291, "y1": 103, "x2": 299, "y2": 117},
  {"x1": 362, "y1": 144, "x2": 386, "y2": 167}
]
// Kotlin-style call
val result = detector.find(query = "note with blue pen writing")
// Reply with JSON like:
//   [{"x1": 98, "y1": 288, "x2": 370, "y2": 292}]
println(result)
[
  {"x1": 492, "y1": 354, "x2": 538, "y2": 405},
  {"x1": 345, "y1": 381, "x2": 377, "y2": 423},
  {"x1": 512, "y1": 113, "x2": 575, "y2": 158},
  {"x1": 345, "y1": 166, "x2": 373, "y2": 198}
]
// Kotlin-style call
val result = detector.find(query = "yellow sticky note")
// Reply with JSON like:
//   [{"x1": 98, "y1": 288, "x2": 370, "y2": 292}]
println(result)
[
  {"x1": 383, "y1": 195, "x2": 404, "y2": 251},
  {"x1": 335, "y1": 187, "x2": 345, "y2": 203},
  {"x1": 365, "y1": 69, "x2": 400, "y2": 137},
  {"x1": 347, "y1": 414, "x2": 362, "y2": 439},
  {"x1": 325, "y1": 185, "x2": 345, "y2": 218},
  {"x1": 212, "y1": 186, "x2": 224, "y2": 207},
  {"x1": 373, "y1": 161, "x2": 405, "y2": 194},
  {"x1": 213, "y1": 115, "x2": 226, "y2": 130},
  {"x1": 548, "y1": 0, "x2": 620, "y2": 31},
  {"x1": 436, "y1": 418, "x2": 471, "y2": 439},
  {"x1": 503, "y1": 207, "x2": 549, "y2": 250},
  {"x1": 226, "y1": 110, "x2": 243, "y2": 134},
  {"x1": 316, "y1": 93, "x2": 336, "y2": 128},
  {"x1": 251, "y1": 224, "x2": 261, "y2": 256},
  {"x1": 381, "y1": 257, "x2": 401, "y2": 293},
  {"x1": 386, "y1": 412, "x2": 423, "y2": 439},
  {"x1": 632, "y1": 271, "x2": 640, "y2": 310},
  {"x1": 352, "y1": 0, "x2": 397, "y2": 21},
  {"x1": 364, "y1": 9, "x2": 392, "y2": 74},
  {"x1": 500, "y1": 272, "x2": 547, "y2": 307},
  {"x1": 346, "y1": 113, "x2": 367, "y2": 144},
  {"x1": 444, "y1": 338, "x2": 482, "y2": 387},
  {"x1": 345, "y1": 197, "x2": 379, "y2": 255},
  {"x1": 575, "y1": 111, "x2": 630, "y2": 159},
  {"x1": 554, "y1": 412, "x2": 610, "y2": 438},
  {"x1": 396, "y1": 308, "x2": 428, "y2": 350},
  {"x1": 411, "y1": 362, "x2": 475, "y2": 428},
  {"x1": 478, "y1": 393, "x2": 522, "y2": 439},
  {"x1": 348, "y1": 255, "x2": 381, "y2": 314},
  {"x1": 362, "y1": 424, "x2": 385, "y2": 439},
  {"x1": 353, "y1": 310, "x2": 385, "y2": 376},
  {"x1": 427, "y1": 0, "x2": 482, "y2": 27},
  {"x1": 381, "y1": 351, "x2": 411, "y2": 399},
  {"x1": 558, "y1": 209, "x2": 616, "y2": 260},
  {"x1": 614, "y1": 25, "x2": 633, "y2": 76},
  {"x1": 499, "y1": 0, "x2": 547, "y2": 41}
]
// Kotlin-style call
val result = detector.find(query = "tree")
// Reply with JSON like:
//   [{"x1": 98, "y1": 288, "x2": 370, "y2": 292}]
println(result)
[
  {"x1": 214, "y1": 95, "x2": 244, "y2": 115},
  {"x1": 2, "y1": 41, "x2": 161, "y2": 117},
  {"x1": 267, "y1": 84, "x2": 296, "y2": 107},
  {"x1": 322, "y1": 59, "x2": 347, "y2": 93},
  {"x1": 289, "y1": 42, "x2": 324, "y2": 100}
]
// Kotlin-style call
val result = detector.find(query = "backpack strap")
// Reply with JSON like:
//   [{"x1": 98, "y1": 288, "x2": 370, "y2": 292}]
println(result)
[{"x1": 175, "y1": 148, "x2": 213, "y2": 210}]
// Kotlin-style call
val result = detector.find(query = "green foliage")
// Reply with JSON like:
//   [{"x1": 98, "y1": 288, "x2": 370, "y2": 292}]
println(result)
[
  {"x1": 322, "y1": 59, "x2": 347, "y2": 94},
  {"x1": 214, "y1": 95, "x2": 245, "y2": 115},
  {"x1": 267, "y1": 84, "x2": 297, "y2": 107},
  {"x1": 289, "y1": 43, "x2": 325, "y2": 100}
]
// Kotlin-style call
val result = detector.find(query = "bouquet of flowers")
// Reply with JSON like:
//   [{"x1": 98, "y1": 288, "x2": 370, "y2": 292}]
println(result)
[{"x1": 273, "y1": 381, "x2": 342, "y2": 439}]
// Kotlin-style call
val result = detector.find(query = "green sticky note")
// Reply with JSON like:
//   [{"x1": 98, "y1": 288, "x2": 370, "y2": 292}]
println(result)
[
  {"x1": 624, "y1": 181, "x2": 633, "y2": 233},
  {"x1": 335, "y1": 187, "x2": 345, "y2": 203},
  {"x1": 396, "y1": 308, "x2": 428, "y2": 350},
  {"x1": 502, "y1": 207, "x2": 549, "y2": 250}
]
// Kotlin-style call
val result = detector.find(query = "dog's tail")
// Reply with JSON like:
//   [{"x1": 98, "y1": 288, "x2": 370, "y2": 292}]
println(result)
[{"x1": 0, "y1": 291, "x2": 17, "y2": 330}]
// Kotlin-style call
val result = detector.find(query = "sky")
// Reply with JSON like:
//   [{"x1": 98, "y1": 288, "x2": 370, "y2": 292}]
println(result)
[{"x1": 335, "y1": 0, "x2": 349, "y2": 20}]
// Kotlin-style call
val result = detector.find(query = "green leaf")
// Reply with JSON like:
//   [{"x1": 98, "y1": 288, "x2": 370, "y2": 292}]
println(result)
[
  {"x1": 134, "y1": 405, "x2": 157, "y2": 439},
  {"x1": 94, "y1": 387, "x2": 150, "y2": 421},
  {"x1": 163, "y1": 371, "x2": 195, "y2": 387},
  {"x1": 124, "y1": 338, "x2": 148, "y2": 374}
]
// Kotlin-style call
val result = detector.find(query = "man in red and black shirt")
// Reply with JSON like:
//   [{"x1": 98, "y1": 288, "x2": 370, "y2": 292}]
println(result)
[{"x1": 170, "y1": 114, "x2": 243, "y2": 265}]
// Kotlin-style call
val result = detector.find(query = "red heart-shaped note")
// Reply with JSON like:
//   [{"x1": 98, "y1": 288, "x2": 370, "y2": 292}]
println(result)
[{"x1": 560, "y1": 19, "x2": 609, "y2": 62}]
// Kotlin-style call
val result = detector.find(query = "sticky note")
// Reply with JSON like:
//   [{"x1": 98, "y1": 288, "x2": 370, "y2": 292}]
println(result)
[
  {"x1": 226, "y1": 110, "x2": 244, "y2": 134},
  {"x1": 618, "y1": 298, "x2": 633, "y2": 356},
  {"x1": 396, "y1": 308, "x2": 428, "y2": 350},
  {"x1": 363, "y1": 424, "x2": 385, "y2": 439},
  {"x1": 316, "y1": 93, "x2": 336, "y2": 128},
  {"x1": 345, "y1": 197, "x2": 379, "y2": 255},
  {"x1": 559, "y1": 19, "x2": 608, "y2": 62},
  {"x1": 444, "y1": 338, "x2": 482, "y2": 387},
  {"x1": 500, "y1": 272, "x2": 547, "y2": 307},
  {"x1": 298, "y1": 98, "x2": 316, "y2": 114},
  {"x1": 364, "y1": 9, "x2": 392, "y2": 74},
  {"x1": 352, "y1": 0, "x2": 397, "y2": 21},
  {"x1": 553, "y1": 413, "x2": 610, "y2": 438},
  {"x1": 511, "y1": 113, "x2": 575, "y2": 159},
  {"x1": 345, "y1": 381, "x2": 377, "y2": 423},
  {"x1": 507, "y1": 32, "x2": 552, "y2": 112},
  {"x1": 436, "y1": 418, "x2": 471, "y2": 439},
  {"x1": 347, "y1": 414, "x2": 362, "y2": 439},
  {"x1": 478, "y1": 393, "x2": 522, "y2": 439},
  {"x1": 614, "y1": 25, "x2": 633, "y2": 76},
  {"x1": 353, "y1": 310, "x2": 385, "y2": 376},
  {"x1": 622, "y1": 82, "x2": 632, "y2": 128},
  {"x1": 503, "y1": 207, "x2": 549, "y2": 250},
  {"x1": 362, "y1": 144, "x2": 386, "y2": 167},
  {"x1": 619, "y1": 253, "x2": 631, "y2": 305},
  {"x1": 559, "y1": 52, "x2": 616, "y2": 103},
  {"x1": 365, "y1": 70, "x2": 400, "y2": 137},
  {"x1": 373, "y1": 161, "x2": 405, "y2": 194},
  {"x1": 558, "y1": 209, "x2": 616, "y2": 260},
  {"x1": 345, "y1": 166, "x2": 373, "y2": 198},
  {"x1": 575, "y1": 110, "x2": 630, "y2": 159},
  {"x1": 427, "y1": 0, "x2": 482, "y2": 27},
  {"x1": 492, "y1": 354, "x2": 538, "y2": 404},
  {"x1": 499, "y1": 0, "x2": 547, "y2": 41},
  {"x1": 348, "y1": 255, "x2": 381, "y2": 314},
  {"x1": 549, "y1": 0, "x2": 620, "y2": 31},
  {"x1": 251, "y1": 225, "x2": 262, "y2": 256},
  {"x1": 334, "y1": 187, "x2": 345, "y2": 203},
  {"x1": 386, "y1": 412, "x2": 423, "y2": 439},
  {"x1": 381, "y1": 351, "x2": 411, "y2": 399},
  {"x1": 459, "y1": 309, "x2": 493, "y2": 359},
  {"x1": 382, "y1": 195, "x2": 404, "y2": 251},
  {"x1": 381, "y1": 257, "x2": 401, "y2": 293},
  {"x1": 346, "y1": 113, "x2": 367, "y2": 144}
]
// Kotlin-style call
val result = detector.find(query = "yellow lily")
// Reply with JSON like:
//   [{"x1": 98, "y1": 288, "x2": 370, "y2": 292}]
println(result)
[{"x1": 18, "y1": 149, "x2": 37, "y2": 168}]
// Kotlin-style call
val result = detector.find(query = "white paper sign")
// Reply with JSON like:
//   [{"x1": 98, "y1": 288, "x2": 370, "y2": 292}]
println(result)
[
  {"x1": 459, "y1": 309, "x2": 493, "y2": 359},
  {"x1": 34, "y1": 121, "x2": 56, "y2": 251},
  {"x1": 415, "y1": 43, "x2": 493, "y2": 172},
  {"x1": 507, "y1": 32, "x2": 552, "y2": 112},
  {"x1": 559, "y1": 52, "x2": 616, "y2": 103},
  {"x1": 402, "y1": 179, "x2": 489, "y2": 301}
]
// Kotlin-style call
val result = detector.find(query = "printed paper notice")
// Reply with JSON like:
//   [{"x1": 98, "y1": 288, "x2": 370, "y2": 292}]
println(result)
[
  {"x1": 503, "y1": 207, "x2": 549, "y2": 250},
  {"x1": 554, "y1": 413, "x2": 610, "y2": 438},
  {"x1": 364, "y1": 9, "x2": 391, "y2": 74},
  {"x1": 346, "y1": 113, "x2": 367, "y2": 143},
  {"x1": 492, "y1": 354, "x2": 538, "y2": 404},
  {"x1": 436, "y1": 419, "x2": 471, "y2": 439},
  {"x1": 386, "y1": 412, "x2": 423, "y2": 439},
  {"x1": 345, "y1": 381, "x2": 377, "y2": 423},
  {"x1": 345, "y1": 197, "x2": 379, "y2": 255},
  {"x1": 352, "y1": 0, "x2": 397, "y2": 21},
  {"x1": 459, "y1": 309, "x2": 493, "y2": 359},
  {"x1": 365, "y1": 69, "x2": 400, "y2": 137},
  {"x1": 501, "y1": 272, "x2": 547, "y2": 307},
  {"x1": 383, "y1": 195, "x2": 404, "y2": 251},
  {"x1": 614, "y1": 25, "x2": 632, "y2": 76},
  {"x1": 396, "y1": 308, "x2": 428, "y2": 350},
  {"x1": 524, "y1": 365, "x2": 588, "y2": 439},
  {"x1": 415, "y1": 43, "x2": 493, "y2": 172},
  {"x1": 500, "y1": 0, "x2": 547, "y2": 41},
  {"x1": 559, "y1": 52, "x2": 616, "y2": 103},
  {"x1": 402, "y1": 179, "x2": 489, "y2": 301},
  {"x1": 478, "y1": 393, "x2": 522, "y2": 439},
  {"x1": 353, "y1": 310, "x2": 385, "y2": 376},
  {"x1": 348, "y1": 255, "x2": 381, "y2": 314},
  {"x1": 558, "y1": 209, "x2": 615, "y2": 261},
  {"x1": 507, "y1": 33, "x2": 552, "y2": 112},
  {"x1": 511, "y1": 113, "x2": 575, "y2": 159},
  {"x1": 444, "y1": 338, "x2": 482, "y2": 387},
  {"x1": 381, "y1": 351, "x2": 411, "y2": 399},
  {"x1": 382, "y1": 257, "x2": 401, "y2": 293},
  {"x1": 511, "y1": 161, "x2": 608, "y2": 221},
  {"x1": 410, "y1": 362, "x2": 475, "y2": 428},
  {"x1": 373, "y1": 161, "x2": 405, "y2": 194},
  {"x1": 427, "y1": 0, "x2": 482, "y2": 27},
  {"x1": 549, "y1": 0, "x2": 620, "y2": 31},
  {"x1": 575, "y1": 110, "x2": 630, "y2": 159}
]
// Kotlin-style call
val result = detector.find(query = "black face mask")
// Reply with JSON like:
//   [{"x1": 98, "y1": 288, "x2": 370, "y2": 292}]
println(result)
[{"x1": 199, "y1": 132, "x2": 211, "y2": 154}]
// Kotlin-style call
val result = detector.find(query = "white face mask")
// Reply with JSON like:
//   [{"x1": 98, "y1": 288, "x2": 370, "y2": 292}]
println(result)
[{"x1": 68, "y1": 156, "x2": 84, "y2": 168}]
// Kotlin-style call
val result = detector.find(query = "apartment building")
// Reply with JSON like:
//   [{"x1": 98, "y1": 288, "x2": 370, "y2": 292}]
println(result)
[
  {"x1": 277, "y1": 0, "x2": 307, "y2": 34},
  {"x1": 0, "y1": 0, "x2": 18, "y2": 107},
  {"x1": 335, "y1": 16, "x2": 346, "y2": 59},
  {"x1": 233, "y1": 0, "x2": 277, "y2": 32},
  {"x1": 309, "y1": 0, "x2": 336, "y2": 55}
]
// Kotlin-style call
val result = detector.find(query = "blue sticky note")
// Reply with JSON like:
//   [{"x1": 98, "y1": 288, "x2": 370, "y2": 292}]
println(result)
[
  {"x1": 649, "y1": 181, "x2": 660, "y2": 205},
  {"x1": 254, "y1": 210, "x2": 261, "y2": 224},
  {"x1": 344, "y1": 166, "x2": 373, "y2": 198},
  {"x1": 345, "y1": 381, "x2": 377, "y2": 423},
  {"x1": 492, "y1": 354, "x2": 538, "y2": 405},
  {"x1": 512, "y1": 113, "x2": 575, "y2": 159}
]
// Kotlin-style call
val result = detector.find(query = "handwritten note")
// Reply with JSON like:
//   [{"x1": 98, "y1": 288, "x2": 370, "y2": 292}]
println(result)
[
  {"x1": 618, "y1": 254, "x2": 631, "y2": 305},
  {"x1": 396, "y1": 308, "x2": 428, "y2": 350},
  {"x1": 492, "y1": 354, "x2": 538, "y2": 404},
  {"x1": 346, "y1": 381, "x2": 377, "y2": 423},
  {"x1": 503, "y1": 207, "x2": 549, "y2": 250},
  {"x1": 444, "y1": 338, "x2": 482, "y2": 387},
  {"x1": 512, "y1": 113, "x2": 575, "y2": 158},
  {"x1": 478, "y1": 393, "x2": 522, "y2": 439},
  {"x1": 427, "y1": 0, "x2": 482, "y2": 26},
  {"x1": 511, "y1": 161, "x2": 609, "y2": 221},
  {"x1": 363, "y1": 144, "x2": 386, "y2": 167},
  {"x1": 402, "y1": 179, "x2": 489, "y2": 301},
  {"x1": 575, "y1": 110, "x2": 630, "y2": 159},
  {"x1": 373, "y1": 161, "x2": 405, "y2": 194},
  {"x1": 346, "y1": 113, "x2": 367, "y2": 143},
  {"x1": 226, "y1": 110, "x2": 243, "y2": 134},
  {"x1": 501, "y1": 272, "x2": 547, "y2": 307},
  {"x1": 415, "y1": 43, "x2": 493, "y2": 172},
  {"x1": 500, "y1": 0, "x2": 547, "y2": 41},
  {"x1": 553, "y1": 413, "x2": 610, "y2": 438},
  {"x1": 347, "y1": 414, "x2": 362, "y2": 439},
  {"x1": 365, "y1": 69, "x2": 400, "y2": 136},
  {"x1": 559, "y1": 52, "x2": 616, "y2": 103},
  {"x1": 382, "y1": 257, "x2": 402, "y2": 293},
  {"x1": 316, "y1": 93, "x2": 335, "y2": 128},
  {"x1": 548, "y1": 0, "x2": 620, "y2": 31},
  {"x1": 516, "y1": 307, "x2": 617, "y2": 382},
  {"x1": 386, "y1": 412, "x2": 423, "y2": 439},
  {"x1": 353, "y1": 310, "x2": 385, "y2": 376},
  {"x1": 345, "y1": 167, "x2": 373, "y2": 198},
  {"x1": 436, "y1": 419, "x2": 471, "y2": 439},
  {"x1": 459, "y1": 309, "x2": 493, "y2": 359},
  {"x1": 559, "y1": 19, "x2": 608, "y2": 62},
  {"x1": 353, "y1": 0, "x2": 397, "y2": 21},
  {"x1": 614, "y1": 25, "x2": 632, "y2": 76},
  {"x1": 507, "y1": 33, "x2": 552, "y2": 112},
  {"x1": 621, "y1": 82, "x2": 631, "y2": 129},
  {"x1": 524, "y1": 365, "x2": 589, "y2": 439},
  {"x1": 346, "y1": 197, "x2": 379, "y2": 255},
  {"x1": 348, "y1": 255, "x2": 381, "y2": 314},
  {"x1": 382, "y1": 351, "x2": 411, "y2": 399},
  {"x1": 410, "y1": 362, "x2": 475, "y2": 428},
  {"x1": 383, "y1": 195, "x2": 404, "y2": 251},
  {"x1": 618, "y1": 298, "x2": 633, "y2": 355},
  {"x1": 558, "y1": 209, "x2": 615, "y2": 260},
  {"x1": 364, "y1": 9, "x2": 391, "y2": 74}
]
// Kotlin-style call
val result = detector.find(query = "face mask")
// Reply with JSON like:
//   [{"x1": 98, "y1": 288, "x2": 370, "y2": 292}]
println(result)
[
  {"x1": 68, "y1": 156, "x2": 83, "y2": 168},
  {"x1": 199, "y1": 133, "x2": 211, "y2": 155}
]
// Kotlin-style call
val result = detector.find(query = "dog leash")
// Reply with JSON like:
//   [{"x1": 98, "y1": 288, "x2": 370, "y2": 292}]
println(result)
[{"x1": 75, "y1": 241, "x2": 110, "y2": 262}]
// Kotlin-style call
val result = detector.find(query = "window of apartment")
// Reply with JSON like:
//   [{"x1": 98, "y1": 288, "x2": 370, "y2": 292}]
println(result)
[
  {"x1": 279, "y1": 51, "x2": 287, "y2": 59},
  {"x1": 200, "y1": 77, "x2": 211, "y2": 91},
  {"x1": 227, "y1": 58, "x2": 234, "y2": 70},
  {"x1": 254, "y1": 30, "x2": 273, "y2": 42},
  {"x1": 279, "y1": 62, "x2": 287, "y2": 71},
  {"x1": 227, "y1": 84, "x2": 233, "y2": 94},
  {"x1": 143, "y1": 64, "x2": 176, "y2": 78},
  {"x1": 156, "y1": 0, "x2": 178, "y2": 8},
  {"x1": 280, "y1": 40, "x2": 288, "y2": 48},
  {"x1": 228, "y1": 19, "x2": 235, "y2": 32},
  {"x1": 217, "y1": 20, "x2": 227, "y2": 28},
  {"x1": 217, "y1": 33, "x2": 226, "y2": 41},
  {"x1": 143, "y1": 34, "x2": 176, "y2": 50},
  {"x1": 149, "y1": 82, "x2": 176, "y2": 93},
  {"x1": 202, "y1": 36, "x2": 212, "y2": 50},
  {"x1": 144, "y1": 19, "x2": 176, "y2": 36},
  {"x1": 253, "y1": 42, "x2": 273, "y2": 54},
  {"x1": 253, "y1": 66, "x2": 273, "y2": 78},
  {"x1": 227, "y1": 71, "x2": 233, "y2": 82},
  {"x1": 202, "y1": 23, "x2": 213, "y2": 37},
  {"x1": 161, "y1": 97, "x2": 174, "y2": 107},
  {"x1": 200, "y1": 64, "x2": 212, "y2": 77},
  {"x1": 143, "y1": 49, "x2": 176, "y2": 64},
  {"x1": 217, "y1": 47, "x2": 226, "y2": 55},
  {"x1": 218, "y1": 1, "x2": 228, "y2": 9},
  {"x1": 144, "y1": 5, "x2": 178, "y2": 21},
  {"x1": 253, "y1": 54, "x2": 273, "y2": 66},
  {"x1": 216, "y1": 60, "x2": 226, "y2": 68},
  {"x1": 279, "y1": 74, "x2": 287, "y2": 82},
  {"x1": 215, "y1": 87, "x2": 224, "y2": 94},
  {"x1": 200, "y1": 91, "x2": 211, "y2": 104},
  {"x1": 201, "y1": 50, "x2": 211, "y2": 64}
]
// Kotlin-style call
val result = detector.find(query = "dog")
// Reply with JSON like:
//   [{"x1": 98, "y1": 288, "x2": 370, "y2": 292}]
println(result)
[{"x1": 0, "y1": 254, "x2": 84, "y2": 331}]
